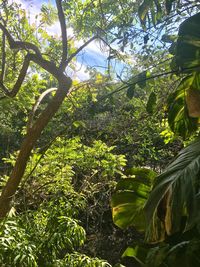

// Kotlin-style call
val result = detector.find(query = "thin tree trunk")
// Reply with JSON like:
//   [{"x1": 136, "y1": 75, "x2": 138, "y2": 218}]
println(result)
[{"x1": 0, "y1": 77, "x2": 72, "y2": 218}]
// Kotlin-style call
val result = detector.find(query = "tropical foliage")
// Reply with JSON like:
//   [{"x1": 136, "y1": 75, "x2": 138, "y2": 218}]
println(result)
[
  {"x1": 0, "y1": 0, "x2": 200, "y2": 266},
  {"x1": 111, "y1": 6, "x2": 200, "y2": 267}
]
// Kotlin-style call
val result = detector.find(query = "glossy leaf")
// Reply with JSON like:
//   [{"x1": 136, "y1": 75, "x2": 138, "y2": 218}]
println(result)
[
  {"x1": 167, "y1": 75, "x2": 198, "y2": 139},
  {"x1": 111, "y1": 168, "x2": 156, "y2": 231},
  {"x1": 112, "y1": 191, "x2": 146, "y2": 230},
  {"x1": 145, "y1": 137, "x2": 200, "y2": 243}
]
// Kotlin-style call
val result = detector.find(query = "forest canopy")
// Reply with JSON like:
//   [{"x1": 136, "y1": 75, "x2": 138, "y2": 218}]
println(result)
[{"x1": 0, "y1": 0, "x2": 200, "y2": 266}]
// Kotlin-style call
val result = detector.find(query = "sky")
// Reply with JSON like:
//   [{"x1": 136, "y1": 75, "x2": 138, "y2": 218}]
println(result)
[{"x1": 12, "y1": 0, "x2": 127, "y2": 81}]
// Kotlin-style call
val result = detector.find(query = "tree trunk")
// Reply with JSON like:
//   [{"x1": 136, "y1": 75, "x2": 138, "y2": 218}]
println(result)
[{"x1": 0, "y1": 76, "x2": 72, "y2": 218}]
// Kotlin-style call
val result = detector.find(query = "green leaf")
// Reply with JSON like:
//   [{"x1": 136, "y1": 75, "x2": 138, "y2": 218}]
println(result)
[
  {"x1": 125, "y1": 167, "x2": 157, "y2": 185},
  {"x1": 122, "y1": 246, "x2": 146, "y2": 266},
  {"x1": 146, "y1": 92, "x2": 157, "y2": 114},
  {"x1": 116, "y1": 179, "x2": 149, "y2": 199},
  {"x1": 111, "y1": 168, "x2": 156, "y2": 231},
  {"x1": 167, "y1": 75, "x2": 198, "y2": 139},
  {"x1": 41, "y1": 3, "x2": 58, "y2": 26},
  {"x1": 150, "y1": 7, "x2": 156, "y2": 27},
  {"x1": 162, "y1": 34, "x2": 177, "y2": 43},
  {"x1": 145, "y1": 137, "x2": 200, "y2": 242},
  {"x1": 138, "y1": 0, "x2": 153, "y2": 26},
  {"x1": 137, "y1": 71, "x2": 148, "y2": 89},
  {"x1": 122, "y1": 246, "x2": 136, "y2": 258},
  {"x1": 153, "y1": 0, "x2": 162, "y2": 23},
  {"x1": 111, "y1": 191, "x2": 146, "y2": 230},
  {"x1": 174, "y1": 13, "x2": 200, "y2": 72},
  {"x1": 127, "y1": 84, "x2": 135, "y2": 99}
]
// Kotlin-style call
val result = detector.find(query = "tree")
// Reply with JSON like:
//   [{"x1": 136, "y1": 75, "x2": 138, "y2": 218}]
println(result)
[{"x1": 0, "y1": 0, "x2": 107, "y2": 218}]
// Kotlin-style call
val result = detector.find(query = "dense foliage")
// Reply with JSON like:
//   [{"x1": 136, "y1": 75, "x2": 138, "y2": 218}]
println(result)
[{"x1": 0, "y1": 0, "x2": 200, "y2": 266}]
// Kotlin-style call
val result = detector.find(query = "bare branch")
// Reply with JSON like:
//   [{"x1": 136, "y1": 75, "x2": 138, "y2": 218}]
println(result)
[{"x1": 56, "y1": 0, "x2": 68, "y2": 71}]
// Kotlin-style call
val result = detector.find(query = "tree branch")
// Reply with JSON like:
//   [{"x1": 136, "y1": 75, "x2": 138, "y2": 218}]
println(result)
[
  {"x1": 0, "y1": 50, "x2": 68, "y2": 100},
  {"x1": 0, "y1": 31, "x2": 6, "y2": 81},
  {"x1": 0, "y1": 54, "x2": 30, "y2": 98},
  {"x1": 27, "y1": 87, "x2": 57, "y2": 129},
  {"x1": 0, "y1": 22, "x2": 42, "y2": 56},
  {"x1": 56, "y1": 0, "x2": 68, "y2": 71},
  {"x1": 0, "y1": 75, "x2": 72, "y2": 218},
  {"x1": 99, "y1": 64, "x2": 200, "y2": 102},
  {"x1": 0, "y1": 22, "x2": 73, "y2": 218},
  {"x1": 64, "y1": 35, "x2": 98, "y2": 67}
]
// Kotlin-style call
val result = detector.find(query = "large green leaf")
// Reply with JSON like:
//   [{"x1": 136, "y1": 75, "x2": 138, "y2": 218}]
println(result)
[
  {"x1": 145, "y1": 138, "x2": 200, "y2": 243},
  {"x1": 111, "y1": 168, "x2": 156, "y2": 231},
  {"x1": 116, "y1": 179, "x2": 150, "y2": 199},
  {"x1": 111, "y1": 191, "x2": 146, "y2": 230},
  {"x1": 125, "y1": 167, "x2": 156, "y2": 185},
  {"x1": 173, "y1": 13, "x2": 200, "y2": 72},
  {"x1": 168, "y1": 13, "x2": 200, "y2": 138},
  {"x1": 167, "y1": 75, "x2": 198, "y2": 139},
  {"x1": 122, "y1": 246, "x2": 146, "y2": 266}
]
